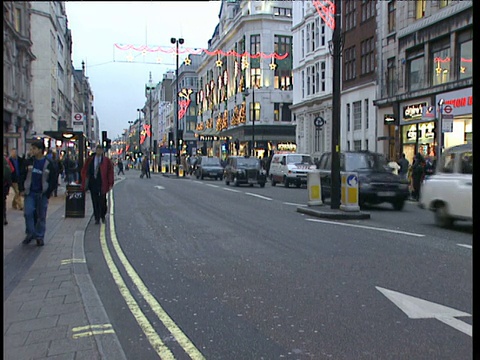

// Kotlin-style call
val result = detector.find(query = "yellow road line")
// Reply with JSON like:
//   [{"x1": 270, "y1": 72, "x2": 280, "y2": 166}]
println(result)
[
  {"x1": 72, "y1": 324, "x2": 112, "y2": 332},
  {"x1": 100, "y1": 222, "x2": 175, "y2": 359},
  {"x1": 72, "y1": 329, "x2": 116, "y2": 339},
  {"x1": 108, "y1": 191, "x2": 205, "y2": 360}
]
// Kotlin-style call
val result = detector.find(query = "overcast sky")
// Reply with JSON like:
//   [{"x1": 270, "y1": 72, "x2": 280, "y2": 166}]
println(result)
[{"x1": 65, "y1": 1, "x2": 221, "y2": 139}]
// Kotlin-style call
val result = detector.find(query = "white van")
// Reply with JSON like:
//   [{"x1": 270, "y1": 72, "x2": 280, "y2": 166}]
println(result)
[
  {"x1": 269, "y1": 153, "x2": 316, "y2": 188},
  {"x1": 419, "y1": 144, "x2": 472, "y2": 227}
]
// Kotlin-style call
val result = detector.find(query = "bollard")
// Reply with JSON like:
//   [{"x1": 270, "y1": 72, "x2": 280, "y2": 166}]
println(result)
[
  {"x1": 340, "y1": 172, "x2": 360, "y2": 212},
  {"x1": 307, "y1": 170, "x2": 323, "y2": 206}
]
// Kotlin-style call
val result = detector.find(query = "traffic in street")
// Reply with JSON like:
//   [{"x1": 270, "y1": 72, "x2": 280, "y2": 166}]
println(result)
[{"x1": 84, "y1": 170, "x2": 472, "y2": 359}]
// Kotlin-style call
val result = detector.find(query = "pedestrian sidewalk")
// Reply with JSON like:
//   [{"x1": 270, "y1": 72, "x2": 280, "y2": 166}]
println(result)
[{"x1": 3, "y1": 183, "x2": 126, "y2": 360}]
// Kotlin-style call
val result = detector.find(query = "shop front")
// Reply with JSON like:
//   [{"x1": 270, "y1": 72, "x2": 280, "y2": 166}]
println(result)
[
  {"x1": 400, "y1": 97, "x2": 437, "y2": 164},
  {"x1": 435, "y1": 87, "x2": 472, "y2": 151}
]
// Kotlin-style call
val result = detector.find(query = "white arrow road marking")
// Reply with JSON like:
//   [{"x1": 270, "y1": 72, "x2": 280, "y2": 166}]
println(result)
[
  {"x1": 154, "y1": 185, "x2": 165, "y2": 190},
  {"x1": 376, "y1": 286, "x2": 472, "y2": 337},
  {"x1": 306, "y1": 219, "x2": 425, "y2": 237},
  {"x1": 457, "y1": 244, "x2": 472, "y2": 249},
  {"x1": 245, "y1": 193, "x2": 273, "y2": 201}
]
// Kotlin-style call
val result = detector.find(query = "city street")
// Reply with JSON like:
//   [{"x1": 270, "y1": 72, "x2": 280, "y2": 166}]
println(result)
[{"x1": 84, "y1": 170, "x2": 472, "y2": 359}]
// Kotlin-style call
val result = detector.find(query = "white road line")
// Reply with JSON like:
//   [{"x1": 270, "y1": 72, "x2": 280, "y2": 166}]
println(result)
[
  {"x1": 205, "y1": 184, "x2": 220, "y2": 188},
  {"x1": 306, "y1": 218, "x2": 425, "y2": 237},
  {"x1": 457, "y1": 244, "x2": 472, "y2": 249},
  {"x1": 245, "y1": 193, "x2": 273, "y2": 201},
  {"x1": 283, "y1": 202, "x2": 307, "y2": 207},
  {"x1": 223, "y1": 187, "x2": 241, "y2": 193}
]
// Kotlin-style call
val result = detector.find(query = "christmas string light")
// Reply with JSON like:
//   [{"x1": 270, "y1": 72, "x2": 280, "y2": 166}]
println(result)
[{"x1": 114, "y1": 43, "x2": 289, "y2": 60}]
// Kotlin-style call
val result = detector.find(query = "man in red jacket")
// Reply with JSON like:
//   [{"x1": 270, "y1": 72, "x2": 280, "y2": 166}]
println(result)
[{"x1": 81, "y1": 144, "x2": 114, "y2": 224}]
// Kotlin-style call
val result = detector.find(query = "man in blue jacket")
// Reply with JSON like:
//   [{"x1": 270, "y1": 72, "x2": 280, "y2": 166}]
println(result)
[{"x1": 19, "y1": 140, "x2": 57, "y2": 246}]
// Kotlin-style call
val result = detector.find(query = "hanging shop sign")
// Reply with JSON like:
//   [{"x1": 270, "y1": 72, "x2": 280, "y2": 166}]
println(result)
[
  {"x1": 384, "y1": 114, "x2": 396, "y2": 125},
  {"x1": 403, "y1": 102, "x2": 427, "y2": 120}
]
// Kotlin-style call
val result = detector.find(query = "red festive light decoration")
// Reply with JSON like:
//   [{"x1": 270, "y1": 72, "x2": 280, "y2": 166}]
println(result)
[
  {"x1": 114, "y1": 43, "x2": 289, "y2": 60},
  {"x1": 313, "y1": 0, "x2": 335, "y2": 30}
]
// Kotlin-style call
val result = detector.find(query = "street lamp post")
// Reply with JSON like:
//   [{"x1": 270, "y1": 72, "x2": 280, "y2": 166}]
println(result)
[
  {"x1": 146, "y1": 83, "x2": 155, "y2": 172},
  {"x1": 171, "y1": 37, "x2": 184, "y2": 177},
  {"x1": 136, "y1": 108, "x2": 142, "y2": 155},
  {"x1": 437, "y1": 98, "x2": 444, "y2": 159},
  {"x1": 243, "y1": 87, "x2": 255, "y2": 156}
]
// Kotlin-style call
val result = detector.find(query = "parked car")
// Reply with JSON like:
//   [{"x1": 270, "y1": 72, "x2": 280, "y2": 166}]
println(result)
[
  {"x1": 269, "y1": 153, "x2": 317, "y2": 188},
  {"x1": 419, "y1": 144, "x2": 472, "y2": 227},
  {"x1": 316, "y1": 151, "x2": 410, "y2": 210},
  {"x1": 224, "y1": 156, "x2": 267, "y2": 187},
  {"x1": 194, "y1": 156, "x2": 224, "y2": 180}
]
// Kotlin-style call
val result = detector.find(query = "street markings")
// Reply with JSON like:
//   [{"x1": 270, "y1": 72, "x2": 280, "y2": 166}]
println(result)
[
  {"x1": 457, "y1": 244, "x2": 472, "y2": 249},
  {"x1": 376, "y1": 286, "x2": 472, "y2": 337},
  {"x1": 222, "y1": 188, "x2": 241, "y2": 193},
  {"x1": 245, "y1": 193, "x2": 272, "y2": 201},
  {"x1": 283, "y1": 202, "x2": 307, "y2": 207},
  {"x1": 106, "y1": 191, "x2": 206, "y2": 359},
  {"x1": 306, "y1": 218, "x2": 425, "y2": 237},
  {"x1": 72, "y1": 324, "x2": 115, "y2": 339},
  {"x1": 61, "y1": 258, "x2": 86, "y2": 265},
  {"x1": 154, "y1": 185, "x2": 165, "y2": 190},
  {"x1": 100, "y1": 222, "x2": 175, "y2": 359}
]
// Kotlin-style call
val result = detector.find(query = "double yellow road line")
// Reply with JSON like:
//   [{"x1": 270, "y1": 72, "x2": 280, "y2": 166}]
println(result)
[{"x1": 99, "y1": 191, "x2": 205, "y2": 359}]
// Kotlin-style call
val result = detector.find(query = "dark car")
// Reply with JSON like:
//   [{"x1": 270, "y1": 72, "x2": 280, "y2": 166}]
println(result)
[
  {"x1": 317, "y1": 151, "x2": 410, "y2": 210},
  {"x1": 224, "y1": 156, "x2": 267, "y2": 187},
  {"x1": 195, "y1": 156, "x2": 224, "y2": 180}
]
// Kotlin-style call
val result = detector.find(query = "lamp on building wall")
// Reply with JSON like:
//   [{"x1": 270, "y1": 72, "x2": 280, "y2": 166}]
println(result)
[{"x1": 171, "y1": 36, "x2": 184, "y2": 177}]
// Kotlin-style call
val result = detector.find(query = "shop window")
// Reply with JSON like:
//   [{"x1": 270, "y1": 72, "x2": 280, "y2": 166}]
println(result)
[
  {"x1": 431, "y1": 38, "x2": 451, "y2": 86},
  {"x1": 439, "y1": 0, "x2": 450, "y2": 9},
  {"x1": 250, "y1": 68, "x2": 261, "y2": 88},
  {"x1": 458, "y1": 30, "x2": 472, "y2": 80},
  {"x1": 416, "y1": 0, "x2": 426, "y2": 19},
  {"x1": 407, "y1": 49, "x2": 424, "y2": 91},
  {"x1": 388, "y1": 1, "x2": 396, "y2": 33}
]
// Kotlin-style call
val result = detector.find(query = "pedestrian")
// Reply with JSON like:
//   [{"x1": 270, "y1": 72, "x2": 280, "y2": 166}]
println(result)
[
  {"x1": 47, "y1": 150, "x2": 62, "y2": 197},
  {"x1": 64, "y1": 153, "x2": 78, "y2": 184},
  {"x1": 117, "y1": 159, "x2": 125, "y2": 175},
  {"x1": 19, "y1": 140, "x2": 58, "y2": 246},
  {"x1": 141, "y1": 156, "x2": 150, "y2": 178},
  {"x1": 387, "y1": 156, "x2": 401, "y2": 175},
  {"x1": 8, "y1": 148, "x2": 24, "y2": 210},
  {"x1": 397, "y1": 153, "x2": 409, "y2": 180},
  {"x1": 4, "y1": 155, "x2": 15, "y2": 225},
  {"x1": 411, "y1": 152, "x2": 426, "y2": 201},
  {"x1": 81, "y1": 144, "x2": 114, "y2": 224}
]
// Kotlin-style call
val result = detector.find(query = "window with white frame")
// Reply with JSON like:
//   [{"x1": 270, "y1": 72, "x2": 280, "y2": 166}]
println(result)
[
  {"x1": 301, "y1": 29, "x2": 305, "y2": 58},
  {"x1": 364, "y1": 99, "x2": 369, "y2": 129},
  {"x1": 315, "y1": 63, "x2": 320, "y2": 93},
  {"x1": 346, "y1": 103, "x2": 351, "y2": 131},
  {"x1": 307, "y1": 67, "x2": 311, "y2": 95},
  {"x1": 321, "y1": 61, "x2": 326, "y2": 92},
  {"x1": 306, "y1": 23, "x2": 311, "y2": 53},
  {"x1": 302, "y1": 70, "x2": 305, "y2": 98},
  {"x1": 354, "y1": 140, "x2": 362, "y2": 151},
  {"x1": 353, "y1": 101, "x2": 362, "y2": 130},
  {"x1": 310, "y1": 65, "x2": 315, "y2": 94}
]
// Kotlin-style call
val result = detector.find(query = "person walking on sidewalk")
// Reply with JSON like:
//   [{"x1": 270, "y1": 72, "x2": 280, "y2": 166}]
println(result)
[
  {"x1": 8, "y1": 148, "x2": 24, "y2": 210},
  {"x1": 141, "y1": 156, "x2": 151, "y2": 178},
  {"x1": 19, "y1": 140, "x2": 58, "y2": 246},
  {"x1": 117, "y1": 158, "x2": 125, "y2": 175},
  {"x1": 81, "y1": 144, "x2": 114, "y2": 224},
  {"x1": 4, "y1": 155, "x2": 14, "y2": 225}
]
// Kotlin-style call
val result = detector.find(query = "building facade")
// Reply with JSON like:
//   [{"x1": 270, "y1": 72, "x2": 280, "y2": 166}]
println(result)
[
  {"x1": 291, "y1": 1, "x2": 334, "y2": 161},
  {"x1": 3, "y1": 1, "x2": 36, "y2": 156},
  {"x1": 195, "y1": 0, "x2": 295, "y2": 160},
  {"x1": 374, "y1": 0, "x2": 473, "y2": 164}
]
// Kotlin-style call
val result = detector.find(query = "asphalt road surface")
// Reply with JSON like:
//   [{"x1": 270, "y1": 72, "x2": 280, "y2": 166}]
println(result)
[{"x1": 84, "y1": 171, "x2": 473, "y2": 359}]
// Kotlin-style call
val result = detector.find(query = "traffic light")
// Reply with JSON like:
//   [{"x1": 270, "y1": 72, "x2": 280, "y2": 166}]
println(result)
[
  {"x1": 105, "y1": 138, "x2": 112, "y2": 150},
  {"x1": 102, "y1": 131, "x2": 107, "y2": 148},
  {"x1": 168, "y1": 132, "x2": 174, "y2": 147}
]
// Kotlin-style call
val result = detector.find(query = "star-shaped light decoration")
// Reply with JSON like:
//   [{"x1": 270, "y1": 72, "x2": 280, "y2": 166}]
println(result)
[
  {"x1": 241, "y1": 56, "x2": 249, "y2": 70},
  {"x1": 269, "y1": 60, "x2": 277, "y2": 70},
  {"x1": 435, "y1": 66, "x2": 442, "y2": 75},
  {"x1": 184, "y1": 56, "x2": 192, "y2": 65},
  {"x1": 460, "y1": 66, "x2": 466, "y2": 73},
  {"x1": 126, "y1": 53, "x2": 134, "y2": 62},
  {"x1": 216, "y1": 59, "x2": 223, "y2": 67}
]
